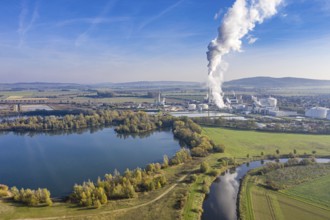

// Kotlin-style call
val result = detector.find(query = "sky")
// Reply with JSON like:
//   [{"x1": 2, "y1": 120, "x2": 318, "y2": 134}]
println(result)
[{"x1": 0, "y1": 0, "x2": 330, "y2": 83}]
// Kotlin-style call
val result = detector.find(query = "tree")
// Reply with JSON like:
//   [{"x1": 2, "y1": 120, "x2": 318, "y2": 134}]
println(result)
[
  {"x1": 189, "y1": 174, "x2": 197, "y2": 183},
  {"x1": 201, "y1": 184, "x2": 209, "y2": 194},
  {"x1": 94, "y1": 199, "x2": 101, "y2": 209},
  {"x1": 162, "y1": 155, "x2": 169, "y2": 168},
  {"x1": 200, "y1": 161, "x2": 210, "y2": 173},
  {"x1": 276, "y1": 149, "x2": 280, "y2": 155},
  {"x1": 293, "y1": 149, "x2": 297, "y2": 154}
]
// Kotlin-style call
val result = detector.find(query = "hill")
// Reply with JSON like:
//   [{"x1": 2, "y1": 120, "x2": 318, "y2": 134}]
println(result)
[
  {"x1": 0, "y1": 81, "x2": 201, "y2": 90},
  {"x1": 94, "y1": 81, "x2": 201, "y2": 89},
  {"x1": 224, "y1": 76, "x2": 330, "y2": 88}
]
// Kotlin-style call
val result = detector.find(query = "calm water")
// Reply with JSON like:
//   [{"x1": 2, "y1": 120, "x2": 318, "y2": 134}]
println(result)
[
  {"x1": 0, "y1": 127, "x2": 180, "y2": 197},
  {"x1": 202, "y1": 158, "x2": 330, "y2": 220}
]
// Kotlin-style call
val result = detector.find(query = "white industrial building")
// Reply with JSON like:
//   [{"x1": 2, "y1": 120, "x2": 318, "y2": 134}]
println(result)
[
  {"x1": 268, "y1": 110, "x2": 297, "y2": 117},
  {"x1": 197, "y1": 104, "x2": 209, "y2": 111},
  {"x1": 305, "y1": 107, "x2": 329, "y2": 119},
  {"x1": 259, "y1": 97, "x2": 277, "y2": 107},
  {"x1": 188, "y1": 104, "x2": 197, "y2": 111}
]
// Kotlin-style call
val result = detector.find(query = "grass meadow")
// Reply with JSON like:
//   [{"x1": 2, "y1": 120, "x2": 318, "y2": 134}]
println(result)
[
  {"x1": 239, "y1": 165, "x2": 330, "y2": 220},
  {"x1": 283, "y1": 175, "x2": 330, "y2": 208},
  {"x1": 202, "y1": 127, "x2": 330, "y2": 158}
]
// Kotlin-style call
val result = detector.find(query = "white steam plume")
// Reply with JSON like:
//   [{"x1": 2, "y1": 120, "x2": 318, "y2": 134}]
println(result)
[{"x1": 207, "y1": 0, "x2": 283, "y2": 108}]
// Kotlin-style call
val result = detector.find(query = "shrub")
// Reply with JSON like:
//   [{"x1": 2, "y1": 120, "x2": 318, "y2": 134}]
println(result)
[
  {"x1": 201, "y1": 184, "x2": 210, "y2": 194},
  {"x1": 200, "y1": 162, "x2": 210, "y2": 173},
  {"x1": 209, "y1": 169, "x2": 220, "y2": 177},
  {"x1": 213, "y1": 144, "x2": 225, "y2": 153},
  {"x1": 189, "y1": 174, "x2": 197, "y2": 183}
]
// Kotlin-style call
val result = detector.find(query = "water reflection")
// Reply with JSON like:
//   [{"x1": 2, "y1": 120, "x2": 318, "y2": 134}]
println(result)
[
  {"x1": 202, "y1": 158, "x2": 330, "y2": 220},
  {"x1": 0, "y1": 127, "x2": 180, "y2": 197},
  {"x1": 0, "y1": 126, "x2": 169, "y2": 139}
]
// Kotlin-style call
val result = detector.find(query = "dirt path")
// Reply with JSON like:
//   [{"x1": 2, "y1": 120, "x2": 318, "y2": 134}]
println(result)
[{"x1": 15, "y1": 174, "x2": 187, "y2": 220}]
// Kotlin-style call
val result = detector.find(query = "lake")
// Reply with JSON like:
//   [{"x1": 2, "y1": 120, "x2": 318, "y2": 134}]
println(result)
[{"x1": 0, "y1": 127, "x2": 180, "y2": 197}]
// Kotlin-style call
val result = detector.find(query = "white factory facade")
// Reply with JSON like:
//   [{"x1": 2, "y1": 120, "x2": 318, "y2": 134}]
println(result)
[{"x1": 305, "y1": 107, "x2": 330, "y2": 119}]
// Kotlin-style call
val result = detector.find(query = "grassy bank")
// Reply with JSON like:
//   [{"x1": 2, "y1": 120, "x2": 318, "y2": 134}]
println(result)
[{"x1": 182, "y1": 153, "x2": 230, "y2": 220}]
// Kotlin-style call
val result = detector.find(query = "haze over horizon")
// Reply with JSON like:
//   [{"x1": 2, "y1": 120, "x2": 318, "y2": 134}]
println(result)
[{"x1": 0, "y1": 0, "x2": 330, "y2": 83}]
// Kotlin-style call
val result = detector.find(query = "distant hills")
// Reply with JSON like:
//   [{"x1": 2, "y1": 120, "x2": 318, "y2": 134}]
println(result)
[
  {"x1": 0, "y1": 81, "x2": 201, "y2": 90},
  {"x1": 0, "y1": 82, "x2": 85, "y2": 90},
  {"x1": 94, "y1": 81, "x2": 201, "y2": 88},
  {"x1": 1, "y1": 77, "x2": 330, "y2": 90},
  {"x1": 223, "y1": 77, "x2": 330, "y2": 88}
]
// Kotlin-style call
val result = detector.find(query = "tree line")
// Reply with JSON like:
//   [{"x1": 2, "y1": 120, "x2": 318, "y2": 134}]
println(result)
[
  {"x1": 172, "y1": 117, "x2": 225, "y2": 157},
  {"x1": 0, "y1": 110, "x2": 225, "y2": 157},
  {"x1": 10, "y1": 187, "x2": 52, "y2": 206},
  {"x1": 70, "y1": 148, "x2": 192, "y2": 208},
  {"x1": 0, "y1": 111, "x2": 226, "y2": 208}
]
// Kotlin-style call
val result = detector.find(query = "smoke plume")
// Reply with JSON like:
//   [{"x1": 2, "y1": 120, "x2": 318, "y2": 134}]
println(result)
[{"x1": 207, "y1": 0, "x2": 283, "y2": 108}]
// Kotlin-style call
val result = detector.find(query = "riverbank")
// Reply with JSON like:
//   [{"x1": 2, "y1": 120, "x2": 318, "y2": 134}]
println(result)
[
  {"x1": 238, "y1": 162, "x2": 330, "y2": 220},
  {"x1": 196, "y1": 126, "x2": 330, "y2": 220}
]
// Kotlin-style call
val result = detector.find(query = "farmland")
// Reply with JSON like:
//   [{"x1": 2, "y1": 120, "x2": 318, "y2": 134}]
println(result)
[
  {"x1": 202, "y1": 127, "x2": 330, "y2": 158},
  {"x1": 283, "y1": 175, "x2": 330, "y2": 208},
  {"x1": 239, "y1": 164, "x2": 330, "y2": 220}
]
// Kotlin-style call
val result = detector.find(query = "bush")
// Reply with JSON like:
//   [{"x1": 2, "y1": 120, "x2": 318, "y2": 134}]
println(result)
[
  {"x1": 189, "y1": 174, "x2": 197, "y2": 183},
  {"x1": 10, "y1": 187, "x2": 52, "y2": 207},
  {"x1": 299, "y1": 158, "x2": 315, "y2": 165},
  {"x1": 0, "y1": 184, "x2": 9, "y2": 198},
  {"x1": 200, "y1": 162, "x2": 210, "y2": 173},
  {"x1": 170, "y1": 149, "x2": 191, "y2": 165},
  {"x1": 209, "y1": 169, "x2": 220, "y2": 177},
  {"x1": 201, "y1": 184, "x2": 210, "y2": 194},
  {"x1": 191, "y1": 147, "x2": 208, "y2": 157},
  {"x1": 213, "y1": 144, "x2": 225, "y2": 153}
]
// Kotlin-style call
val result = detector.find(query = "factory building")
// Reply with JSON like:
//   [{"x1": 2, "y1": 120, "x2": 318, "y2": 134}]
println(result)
[
  {"x1": 188, "y1": 104, "x2": 197, "y2": 111},
  {"x1": 155, "y1": 92, "x2": 166, "y2": 106},
  {"x1": 197, "y1": 104, "x2": 209, "y2": 111},
  {"x1": 305, "y1": 107, "x2": 329, "y2": 119}
]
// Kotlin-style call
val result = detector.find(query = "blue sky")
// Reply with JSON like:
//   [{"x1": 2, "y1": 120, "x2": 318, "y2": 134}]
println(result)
[{"x1": 0, "y1": 0, "x2": 330, "y2": 83}]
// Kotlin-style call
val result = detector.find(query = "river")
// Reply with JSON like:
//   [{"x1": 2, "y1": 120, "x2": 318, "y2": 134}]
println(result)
[
  {"x1": 0, "y1": 127, "x2": 180, "y2": 197},
  {"x1": 202, "y1": 158, "x2": 330, "y2": 220}
]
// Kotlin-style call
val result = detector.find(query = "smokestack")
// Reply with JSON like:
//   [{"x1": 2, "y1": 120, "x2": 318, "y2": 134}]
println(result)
[{"x1": 206, "y1": 0, "x2": 283, "y2": 109}]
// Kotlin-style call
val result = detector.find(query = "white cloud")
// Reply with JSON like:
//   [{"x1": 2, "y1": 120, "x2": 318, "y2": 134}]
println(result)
[
  {"x1": 214, "y1": 8, "x2": 223, "y2": 20},
  {"x1": 247, "y1": 35, "x2": 258, "y2": 44},
  {"x1": 17, "y1": 0, "x2": 39, "y2": 47}
]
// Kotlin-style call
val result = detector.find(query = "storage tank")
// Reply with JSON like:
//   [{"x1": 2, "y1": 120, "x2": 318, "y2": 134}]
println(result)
[
  {"x1": 201, "y1": 104, "x2": 209, "y2": 110},
  {"x1": 188, "y1": 104, "x2": 196, "y2": 111},
  {"x1": 305, "y1": 107, "x2": 329, "y2": 119},
  {"x1": 327, "y1": 112, "x2": 330, "y2": 120}
]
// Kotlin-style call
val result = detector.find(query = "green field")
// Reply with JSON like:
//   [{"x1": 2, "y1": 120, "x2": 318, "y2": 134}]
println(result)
[
  {"x1": 203, "y1": 127, "x2": 330, "y2": 158},
  {"x1": 284, "y1": 175, "x2": 330, "y2": 208},
  {"x1": 240, "y1": 165, "x2": 330, "y2": 220},
  {"x1": 250, "y1": 186, "x2": 330, "y2": 220}
]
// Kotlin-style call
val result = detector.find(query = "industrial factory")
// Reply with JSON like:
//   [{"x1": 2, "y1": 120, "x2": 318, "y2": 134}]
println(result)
[{"x1": 305, "y1": 107, "x2": 330, "y2": 120}]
